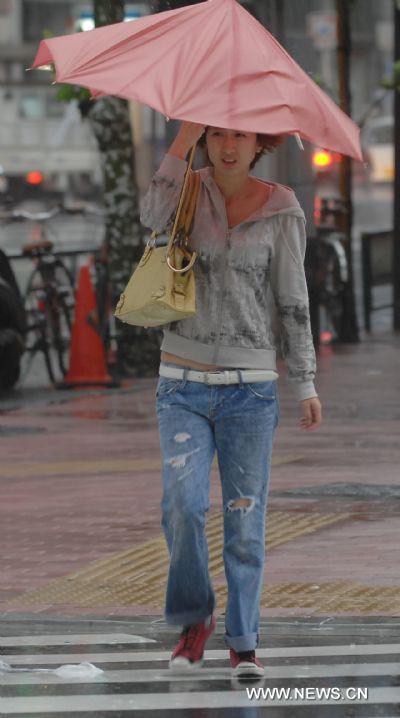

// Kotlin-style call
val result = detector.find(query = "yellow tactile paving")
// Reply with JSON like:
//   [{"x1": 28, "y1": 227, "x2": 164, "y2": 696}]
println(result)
[
  {"x1": 10, "y1": 510, "x2": 356, "y2": 610},
  {"x1": 258, "y1": 582, "x2": 400, "y2": 613},
  {"x1": 0, "y1": 454, "x2": 304, "y2": 478}
]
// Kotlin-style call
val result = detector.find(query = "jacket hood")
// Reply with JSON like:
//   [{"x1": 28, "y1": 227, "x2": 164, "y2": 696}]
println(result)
[{"x1": 199, "y1": 167, "x2": 305, "y2": 223}]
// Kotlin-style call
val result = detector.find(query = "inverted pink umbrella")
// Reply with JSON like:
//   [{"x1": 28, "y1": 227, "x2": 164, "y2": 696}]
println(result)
[{"x1": 32, "y1": 0, "x2": 362, "y2": 160}]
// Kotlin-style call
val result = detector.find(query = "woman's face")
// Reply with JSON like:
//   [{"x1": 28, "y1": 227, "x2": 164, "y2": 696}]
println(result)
[{"x1": 205, "y1": 127, "x2": 261, "y2": 175}]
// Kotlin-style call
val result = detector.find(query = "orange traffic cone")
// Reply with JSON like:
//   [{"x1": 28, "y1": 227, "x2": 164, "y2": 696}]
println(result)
[{"x1": 61, "y1": 266, "x2": 116, "y2": 388}]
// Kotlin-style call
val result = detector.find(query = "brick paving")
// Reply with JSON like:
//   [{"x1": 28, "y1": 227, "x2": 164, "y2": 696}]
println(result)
[{"x1": 0, "y1": 331, "x2": 399, "y2": 619}]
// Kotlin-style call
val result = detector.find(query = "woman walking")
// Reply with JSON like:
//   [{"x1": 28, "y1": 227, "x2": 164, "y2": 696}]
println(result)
[{"x1": 140, "y1": 121, "x2": 322, "y2": 678}]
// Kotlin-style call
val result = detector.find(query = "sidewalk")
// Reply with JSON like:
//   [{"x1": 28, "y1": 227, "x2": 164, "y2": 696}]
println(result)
[{"x1": 0, "y1": 332, "x2": 399, "y2": 620}]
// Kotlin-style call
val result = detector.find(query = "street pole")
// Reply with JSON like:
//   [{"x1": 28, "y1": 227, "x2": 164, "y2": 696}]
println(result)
[
  {"x1": 393, "y1": 0, "x2": 400, "y2": 330},
  {"x1": 336, "y1": 0, "x2": 359, "y2": 342}
]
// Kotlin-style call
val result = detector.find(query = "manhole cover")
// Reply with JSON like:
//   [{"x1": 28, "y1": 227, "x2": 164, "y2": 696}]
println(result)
[{"x1": 0, "y1": 426, "x2": 46, "y2": 437}]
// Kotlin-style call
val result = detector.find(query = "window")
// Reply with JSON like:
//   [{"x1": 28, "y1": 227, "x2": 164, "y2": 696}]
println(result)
[
  {"x1": 364, "y1": 119, "x2": 394, "y2": 146},
  {"x1": 23, "y1": 1, "x2": 72, "y2": 43},
  {"x1": 20, "y1": 95, "x2": 45, "y2": 119},
  {"x1": 20, "y1": 92, "x2": 64, "y2": 120}
]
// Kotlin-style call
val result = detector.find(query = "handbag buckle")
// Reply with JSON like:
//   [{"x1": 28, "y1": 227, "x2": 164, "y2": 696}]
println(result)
[{"x1": 147, "y1": 232, "x2": 169, "y2": 249}]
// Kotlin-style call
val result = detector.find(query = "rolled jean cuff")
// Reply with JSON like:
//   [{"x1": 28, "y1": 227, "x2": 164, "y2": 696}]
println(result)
[{"x1": 224, "y1": 631, "x2": 258, "y2": 652}]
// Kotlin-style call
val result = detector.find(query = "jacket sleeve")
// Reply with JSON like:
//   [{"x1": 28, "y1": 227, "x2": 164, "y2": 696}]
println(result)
[
  {"x1": 140, "y1": 154, "x2": 188, "y2": 233},
  {"x1": 269, "y1": 213, "x2": 317, "y2": 402}
]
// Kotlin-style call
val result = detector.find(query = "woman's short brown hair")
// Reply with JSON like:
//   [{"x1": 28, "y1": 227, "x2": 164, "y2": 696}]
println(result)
[{"x1": 198, "y1": 128, "x2": 285, "y2": 169}]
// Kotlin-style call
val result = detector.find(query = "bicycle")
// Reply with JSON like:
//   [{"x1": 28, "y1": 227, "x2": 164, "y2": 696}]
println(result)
[
  {"x1": 92, "y1": 238, "x2": 118, "y2": 368},
  {"x1": 306, "y1": 197, "x2": 349, "y2": 344},
  {"x1": 0, "y1": 203, "x2": 104, "y2": 385}
]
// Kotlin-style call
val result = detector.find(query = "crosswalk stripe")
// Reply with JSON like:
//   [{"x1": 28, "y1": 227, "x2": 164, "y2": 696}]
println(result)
[
  {"x1": 0, "y1": 633, "x2": 156, "y2": 647},
  {"x1": 1, "y1": 633, "x2": 398, "y2": 715},
  {"x1": 1, "y1": 687, "x2": 400, "y2": 712},
  {"x1": 2, "y1": 643, "x2": 400, "y2": 666},
  {"x1": 1, "y1": 662, "x2": 399, "y2": 685}
]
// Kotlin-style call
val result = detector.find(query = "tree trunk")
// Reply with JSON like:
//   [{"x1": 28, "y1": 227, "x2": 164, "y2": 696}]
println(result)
[
  {"x1": 88, "y1": 0, "x2": 161, "y2": 376},
  {"x1": 336, "y1": 0, "x2": 359, "y2": 342}
]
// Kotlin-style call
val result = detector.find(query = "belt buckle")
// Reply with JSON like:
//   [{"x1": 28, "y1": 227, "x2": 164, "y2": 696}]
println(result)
[{"x1": 204, "y1": 371, "x2": 221, "y2": 385}]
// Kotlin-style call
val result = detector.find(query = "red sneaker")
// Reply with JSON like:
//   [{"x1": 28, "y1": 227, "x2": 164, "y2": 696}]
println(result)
[
  {"x1": 230, "y1": 648, "x2": 264, "y2": 678},
  {"x1": 169, "y1": 615, "x2": 216, "y2": 671}
]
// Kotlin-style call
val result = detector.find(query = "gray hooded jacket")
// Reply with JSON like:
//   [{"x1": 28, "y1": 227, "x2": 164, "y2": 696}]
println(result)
[{"x1": 140, "y1": 154, "x2": 317, "y2": 401}]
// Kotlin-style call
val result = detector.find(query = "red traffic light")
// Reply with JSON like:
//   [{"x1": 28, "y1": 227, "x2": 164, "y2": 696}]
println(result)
[
  {"x1": 313, "y1": 150, "x2": 333, "y2": 168},
  {"x1": 26, "y1": 171, "x2": 44, "y2": 185},
  {"x1": 312, "y1": 149, "x2": 342, "y2": 170}
]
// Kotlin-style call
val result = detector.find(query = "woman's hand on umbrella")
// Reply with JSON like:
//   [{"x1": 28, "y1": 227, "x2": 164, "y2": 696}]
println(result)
[
  {"x1": 169, "y1": 121, "x2": 206, "y2": 159},
  {"x1": 299, "y1": 397, "x2": 322, "y2": 431}
]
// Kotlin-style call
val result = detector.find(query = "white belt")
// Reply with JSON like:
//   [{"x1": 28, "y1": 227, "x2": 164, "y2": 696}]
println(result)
[{"x1": 159, "y1": 365, "x2": 278, "y2": 385}]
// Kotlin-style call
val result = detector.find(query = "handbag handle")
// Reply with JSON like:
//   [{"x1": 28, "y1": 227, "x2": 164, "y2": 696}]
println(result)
[
  {"x1": 166, "y1": 173, "x2": 199, "y2": 272},
  {"x1": 165, "y1": 146, "x2": 200, "y2": 273},
  {"x1": 167, "y1": 143, "x2": 197, "y2": 248},
  {"x1": 166, "y1": 246, "x2": 197, "y2": 273},
  {"x1": 148, "y1": 143, "x2": 199, "y2": 250},
  {"x1": 165, "y1": 144, "x2": 200, "y2": 258},
  {"x1": 148, "y1": 144, "x2": 199, "y2": 273}
]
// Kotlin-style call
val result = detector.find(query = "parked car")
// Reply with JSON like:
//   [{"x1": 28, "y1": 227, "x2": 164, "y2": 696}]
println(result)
[
  {"x1": 361, "y1": 115, "x2": 394, "y2": 183},
  {"x1": 0, "y1": 249, "x2": 25, "y2": 391}
]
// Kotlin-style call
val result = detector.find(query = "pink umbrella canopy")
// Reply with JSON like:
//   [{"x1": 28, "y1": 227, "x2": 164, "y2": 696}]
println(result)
[{"x1": 32, "y1": 0, "x2": 362, "y2": 160}]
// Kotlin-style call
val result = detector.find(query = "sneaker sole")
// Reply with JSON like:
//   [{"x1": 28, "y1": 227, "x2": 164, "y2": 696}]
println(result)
[{"x1": 169, "y1": 657, "x2": 204, "y2": 672}]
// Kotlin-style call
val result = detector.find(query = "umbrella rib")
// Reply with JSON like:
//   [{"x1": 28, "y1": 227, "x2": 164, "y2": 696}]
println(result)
[
  {"x1": 234, "y1": 4, "x2": 344, "y2": 148},
  {"x1": 62, "y1": 4, "x2": 203, "y2": 79}
]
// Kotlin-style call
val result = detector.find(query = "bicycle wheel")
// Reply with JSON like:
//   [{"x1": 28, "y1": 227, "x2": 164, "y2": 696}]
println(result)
[
  {"x1": 45, "y1": 291, "x2": 72, "y2": 378},
  {"x1": 320, "y1": 245, "x2": 346, "y2": 338},
  {"x1": 52, "y1": 258, "x2": 74, "y2": 294},
  {"x1": 94, "y1": 258, "x2": 114, "y2": 357},
  {"x1": 51, "y1": 259, "x2": 74, "y2": 376},
  {"x1": 24, "y1": 267, "x2": 57, "y2": 384},
  {"x1": 24, "y1": 262, "x2": 74, "y2": 383}
]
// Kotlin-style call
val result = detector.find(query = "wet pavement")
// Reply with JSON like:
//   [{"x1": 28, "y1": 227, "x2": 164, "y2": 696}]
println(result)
[
  {"x1": 1, "y1": 616, "x2": 400, "y2": 716},
  {"x1": 0, "y1": 330, "x2": 400, "y2": 716}
]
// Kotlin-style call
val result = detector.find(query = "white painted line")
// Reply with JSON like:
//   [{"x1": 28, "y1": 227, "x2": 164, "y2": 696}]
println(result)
[
  {"x1": 2, "y1": 643, "x2": 400, "y2": 666},
  {"x1": 1, "y1": 662, "x2": 399, "y2": 686},
  {"x1": 0, "y1": 634, "x2": 156, "y2": 647},
  {"x1": 1, "y1": 687, "x2": 399, "y2": 712}
]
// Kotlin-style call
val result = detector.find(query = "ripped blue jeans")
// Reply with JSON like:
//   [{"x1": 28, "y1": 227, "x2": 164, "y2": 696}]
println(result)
[{"x1": 156, "y1": 369, "x2": 279, "y2": 652}]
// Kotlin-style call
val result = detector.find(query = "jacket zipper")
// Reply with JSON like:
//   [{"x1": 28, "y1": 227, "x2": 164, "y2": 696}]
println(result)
[{"x1": 212, "y1": 227, "x2": 231, "y2": 363}]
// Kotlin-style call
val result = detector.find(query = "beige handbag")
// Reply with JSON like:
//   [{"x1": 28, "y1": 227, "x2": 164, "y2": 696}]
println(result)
[{"x1": 114, "y1": 146, "x2": 200, "y2": 328}]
